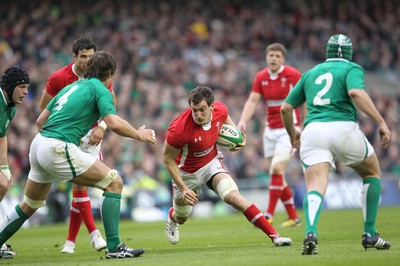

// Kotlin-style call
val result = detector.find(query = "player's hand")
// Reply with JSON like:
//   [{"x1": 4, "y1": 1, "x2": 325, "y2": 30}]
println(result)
[
  {"x1": 237, "y1": 121, "x2": 246, "y2": 132},
  {"x1": 182, "y1": 188, "x2": 198, "y2": 206},
  {"x1": 138, "y1": 125, "x2": 157, "y2": 145},
  {"x1": 289, "y1": 130, "x2": 301, "y2": 149},
  {"x1": 378, "y1": 123, "x2": 391, "y2": 148},
  {"x1": 88, "y1": 126, "x2": 105, "y2": 145},
  {"x1": 230, "y1": 131, "x2": 246, "y2": 152}
]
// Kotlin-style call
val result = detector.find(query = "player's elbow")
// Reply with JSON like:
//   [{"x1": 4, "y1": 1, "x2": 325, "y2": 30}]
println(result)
[
  {"x1": 102, "y1": 114, "x2": 120, "y2": 132},
  {"x1": 280, "y1": 102, "x2": 294, "y2": 115},
  {"x1": 348, "y1": 88, "x2": 365, "y2": 101}
]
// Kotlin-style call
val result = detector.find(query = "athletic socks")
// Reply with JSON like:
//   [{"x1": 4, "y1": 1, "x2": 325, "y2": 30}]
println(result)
[
  {"x1": 101, "y1": 192, "x2": 122, "y2": 252},
  {"x1": 361, "y1": 177, "x2": 381, "y2": 236},
  {"x1": 303, "y1": 191, "x2": 323, "y2": 237},
  {"x1": 66, "y1": 189, "x2": 98, "y2": 243},
  {"x1": 281, "y1": 185, "x2": 299, "y2": 220},
  {"x1": 0, "y1": 205, "x2": 29, "y2": 246},
  {"x1": 266, "y1": 174, "x2": 283, "y2": 218},
  {"x1": 244, "y1": 204, "x2": 278, "y2": 240},
  {"x1": 66, "y1": 200, "x2": 83, "y2": 243}
]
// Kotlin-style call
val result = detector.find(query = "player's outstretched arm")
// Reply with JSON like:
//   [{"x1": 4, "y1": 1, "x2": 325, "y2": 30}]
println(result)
[{"x1": 103, "y1": 114, "x2": 156, "y2": 145}]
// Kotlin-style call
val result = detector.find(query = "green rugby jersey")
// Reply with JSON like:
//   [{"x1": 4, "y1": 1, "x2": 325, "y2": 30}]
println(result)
[
  {"x1": 285, "y1": 58, "x2": 365, "y2": 127},
  {"x1": 41, "y1": 78, "x2": 116, "y2": 145},
  {"x1": 0, "y1": 89, "x2": 15, "y2": 137}
]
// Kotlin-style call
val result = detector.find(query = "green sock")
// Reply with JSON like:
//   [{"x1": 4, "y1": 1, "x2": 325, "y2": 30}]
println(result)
[
  {"x1": 361, "y1": 177, "x2": 381, "y2": 236},
  {"x1": 303, "y1": 191, "x2": 323, "y2": 237},
  {"x1": 0, "y1": 205, "x2": 29, "y2": 245},
  {"x1": 101, "y1": 192, "x2": 122, "y2": 251}
]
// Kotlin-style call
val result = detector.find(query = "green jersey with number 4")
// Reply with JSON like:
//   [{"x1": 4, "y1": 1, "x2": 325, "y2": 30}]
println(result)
[
  {"x1": 41, "y1": 78, "x2": 116, "y2": 146},
  {"x1": 285, "y1": 58, "x2": 364, "y2": 127}
]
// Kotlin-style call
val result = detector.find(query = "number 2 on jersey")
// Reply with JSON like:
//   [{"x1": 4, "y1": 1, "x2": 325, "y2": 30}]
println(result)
[{"x1": 313, "y1": 73, "x2": 332, "y2": 106}]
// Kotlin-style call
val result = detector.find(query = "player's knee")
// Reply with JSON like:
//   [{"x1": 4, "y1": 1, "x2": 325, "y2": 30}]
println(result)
[
  {"x1": 216, "y1": 178, "x2": 238, "y2": 202},
  {"x1": 24, "y1": 195, "x2": 46, "y2": 209},
  {"x1": 270, "y1": 152, "x2": 290, "y2": 173},
  {"x1": 95, "y1": 169, "x2": 121, "y2": 191},
  {"x1": 173, "y1": 204, "x2": 192, "y2": 224}
]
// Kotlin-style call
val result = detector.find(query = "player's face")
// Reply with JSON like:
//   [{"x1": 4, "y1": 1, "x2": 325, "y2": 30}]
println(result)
[
  {"x1": 12, "y1": 84, "x2": 29, "y2": 104},
  {"x1": 266, "y1": 50, "x2": 285, "y2": 73},
  {"x1": 73, "y1": 48, "x2": 95, "y2": 75},
  {"x1": 190, "y1": 100, "x2": 214, "y2": 125}
]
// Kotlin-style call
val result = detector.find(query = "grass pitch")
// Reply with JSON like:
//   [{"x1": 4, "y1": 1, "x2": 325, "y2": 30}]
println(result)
[{"x1": 3, "y1": 206, "x2": 399, "y2": 266}]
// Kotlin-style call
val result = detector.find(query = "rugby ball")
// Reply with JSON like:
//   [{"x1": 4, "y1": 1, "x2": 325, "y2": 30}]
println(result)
[{"x1": 216, "y1": 124, "x2": 244, "y2": 150}]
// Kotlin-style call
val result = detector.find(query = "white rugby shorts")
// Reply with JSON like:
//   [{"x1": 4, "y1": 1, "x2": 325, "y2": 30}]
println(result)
[
  {"x1": 28, "y1": 134, "x2": 96, "y2": 183},
  {"x1": 300, "y1": 121, "x2": 374, "y2": 169},
  {"x1": 263, "y1": 127, "x2": 299, "y2": 158},
  {"x1": 173, "y1": 152, "x2": 227, "y2": 200}
]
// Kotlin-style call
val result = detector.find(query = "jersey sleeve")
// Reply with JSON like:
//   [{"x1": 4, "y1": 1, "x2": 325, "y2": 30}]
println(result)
[
  {"x1": 45, "y1": 74, "x2": 64, "y2": 97},
  {"x1": 251, "y1": 72, "x2": 263, "y2": 94},
  {"x1": 165, "y1": 119, "x2": 187, "y2": 149},
  {"x1": 97, "y1": 87, "x2": 117, "y2": 117},
  {"x1": 346, "y1": 64, "x2": 365, "y2": 91}
]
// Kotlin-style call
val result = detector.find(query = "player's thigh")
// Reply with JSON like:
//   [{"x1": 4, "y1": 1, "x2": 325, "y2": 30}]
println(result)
[
  {"x1": 331, "y1": 122, "x2": 374, "y2": 165},
  {"x1": 263, "y1": 127, "x2": 278, "y2": 158},
  {"x1": 350, "y1": 152, "x2": 381, "y2": 178},
  {"x1": 73, "y1": 159, "x2": 113, "y2": 187},
  {"x1": 29, "y1": 135, "x2": 95, "y2": 183},
  {"x1": 300, "y1": 123, "x2": 335, "y2": 168},
  {"x1": 24, "y1": 179, "x2": 52, "y2": 201}
]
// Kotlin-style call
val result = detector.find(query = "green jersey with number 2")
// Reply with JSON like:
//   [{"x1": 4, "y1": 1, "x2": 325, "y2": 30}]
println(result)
[
  {"x1": 285, "y1": 58, "x2": 365, "y2": 127},
  {"x1": 41, "y1": 78, "x2": 116, "y2": 146}
]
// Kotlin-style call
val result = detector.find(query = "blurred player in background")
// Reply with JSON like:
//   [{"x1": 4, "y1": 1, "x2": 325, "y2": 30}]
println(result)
[
  {"x1": 281, "y1": 34, "x2": 392, "y2": 255},
  {"x1": 238, "y1": 43, "x2": 301, "y2": 228},
  {"x1": 0, "y1": 66, "x2": 30, "y2": 259},
  {"x1": 39, "y1": 36, "x2": 116, "y2": 254},
  {"x1": 163, "y1": 86, "x2": 292, "y2": 248},
  {"x1": 0, "y1": 51, "x2": 157, "y2": 259}
]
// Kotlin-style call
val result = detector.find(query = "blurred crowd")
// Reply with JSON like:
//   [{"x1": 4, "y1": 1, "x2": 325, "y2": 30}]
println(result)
[{"x1": 1, "y1": 0, "x2": 400, "y2": 204}]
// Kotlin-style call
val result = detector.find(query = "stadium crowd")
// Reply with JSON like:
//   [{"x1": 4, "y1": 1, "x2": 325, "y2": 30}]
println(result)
[{"x1": 1, "y1": 0, "x2": 400, "y2": 218}]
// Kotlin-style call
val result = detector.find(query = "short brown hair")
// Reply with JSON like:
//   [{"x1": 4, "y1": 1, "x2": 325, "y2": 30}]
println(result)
[
  {"x1": 266, "y1": 43, "x2": 287, "y2": 57},
  {"x1": 188, "y1": 86, "x2": 214, "y2": 106},
  {"x1": 85, "y1": 51, "x2": 116, "y2": 81}
]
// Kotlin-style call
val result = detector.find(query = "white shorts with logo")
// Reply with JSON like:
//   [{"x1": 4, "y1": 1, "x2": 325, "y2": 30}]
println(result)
[
  {"x1": 173, "y1": 152, "x2": 227, "y2": 200},
  {"x1": 28, "y1": 134, "x2": 97, "y2": 183},
  {"x1": 263, "y1": 127, "x2": 299, "y2": 158},
  {"x1": 300, "y1": 121, "x2": 374, "y2": 169}
]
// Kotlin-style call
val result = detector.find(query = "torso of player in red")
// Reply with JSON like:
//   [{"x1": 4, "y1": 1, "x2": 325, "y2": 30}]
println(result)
[
  {"x1": 45, "y1": 63, "x2": 113, "y2": 128},
  {"x1": 166, "y1": 101, "x2": 228, "y2": 174},
  {"x1": 45, "y1": 63, "x2": 113, "y2": 97},
  {"x1": 252, "y1": 65, "x2": 301, "y2": 128}
]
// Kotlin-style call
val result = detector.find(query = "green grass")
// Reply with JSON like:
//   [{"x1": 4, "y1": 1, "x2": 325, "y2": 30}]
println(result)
[{"x1": 3, "y1": 206, "x2": 400, "y2": 266}]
